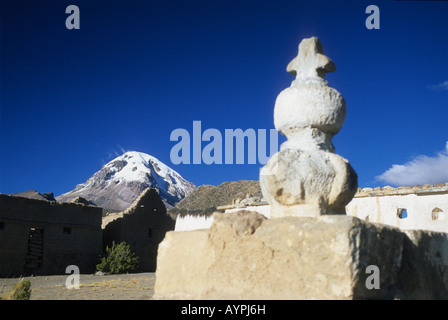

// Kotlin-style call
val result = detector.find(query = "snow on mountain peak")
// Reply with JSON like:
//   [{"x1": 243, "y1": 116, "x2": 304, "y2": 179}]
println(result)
[
  {"x1": 56, "y1": 151, "x2": 196, "y2": 211},
  {"x1": 104, "y1": 151, "x2": 191, "y2": 190}
]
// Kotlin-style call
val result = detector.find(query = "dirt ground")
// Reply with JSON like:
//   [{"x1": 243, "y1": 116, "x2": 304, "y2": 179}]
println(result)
[{"x1": 0, "y1": 272, "x2": 155, "y2": 300}]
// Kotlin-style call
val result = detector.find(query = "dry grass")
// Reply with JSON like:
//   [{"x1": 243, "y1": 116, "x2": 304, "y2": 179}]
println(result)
[
  {"x1": 0, "y1": 278, "x2": 31, "y2": 300},
  {"x1": 1, "y1": 273, "x2": 156, "y2": 300},
  {"x1": 78, "y1": 277, "x2": 154, "y2": 291}
]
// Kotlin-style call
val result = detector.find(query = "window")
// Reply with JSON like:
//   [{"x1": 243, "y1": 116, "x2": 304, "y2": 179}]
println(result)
[
  {"x1": 397, "y1": 208, "x2": 408, "y2": 219},
  {"x1": 63, "y1": 227, "x2": 72, "y2": 234},
  {"x1": 432, "y1": 208, "x2": 444, "y2": 221}
]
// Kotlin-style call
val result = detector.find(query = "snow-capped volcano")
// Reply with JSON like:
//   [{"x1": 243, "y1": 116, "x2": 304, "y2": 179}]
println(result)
[{"x1": 56, "y1": 151, "x2": 196, "y2": 211}]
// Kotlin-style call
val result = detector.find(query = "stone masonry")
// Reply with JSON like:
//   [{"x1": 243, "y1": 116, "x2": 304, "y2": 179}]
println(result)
[
  {"x1": 154, "y1": 210, "x2": 448, "y2": 299},
  {"x1": 102, "y1": 188, "x2": 175, "y2": 272},
  {"x1": 260, "y1": 37, "x2": 357, "y2": 218},
  {"x1": 0, "y1": 193, "x2": 102, "y2": 277}
]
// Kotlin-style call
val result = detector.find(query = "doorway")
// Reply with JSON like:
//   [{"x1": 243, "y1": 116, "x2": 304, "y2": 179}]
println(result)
[{"x1": 24, "y1": 227, "x2": 44, "y2": 274}]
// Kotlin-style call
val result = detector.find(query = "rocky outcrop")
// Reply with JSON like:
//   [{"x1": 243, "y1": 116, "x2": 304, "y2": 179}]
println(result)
[
  {"x1": 154, "y1": 210, "x2": 448, "y2": 299},
  {"x1": 168, "y1": 180, "x2": 262, "y2": 218},
  {"x1": 9, "y1": 190, "x2": 56, "y2": 202}
]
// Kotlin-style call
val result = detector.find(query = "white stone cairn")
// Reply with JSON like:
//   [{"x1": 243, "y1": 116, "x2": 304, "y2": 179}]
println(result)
[{"x1": 260, "y1": 37, "x2": 358, "y2": 217}]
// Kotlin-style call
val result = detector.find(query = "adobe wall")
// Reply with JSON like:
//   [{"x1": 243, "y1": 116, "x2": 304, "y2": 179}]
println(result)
[
  {"x1": 346, "y1": 184, "x2": 448, "y2": 233},
  {"x1": 102, "y1": 188, "x2": 175, "y2": 272},
  {"x1": 175, "y1": 203, "x2": 270, "y2": 231},
  {"x1": 175, "y1": 214, "x2": 215, "y2": 231},
  {"x1": 175, "y1": 183, "x2": 448, "y2": 234},
  {"x1": 0, "y1": 194, "x2": 102, "y2": 277}
]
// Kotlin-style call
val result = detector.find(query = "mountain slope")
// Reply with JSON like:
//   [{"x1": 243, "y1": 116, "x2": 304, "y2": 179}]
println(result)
[
  {"x1": 169, "y1": 180, "x2": 262, "y2": 218},
  {"x1": 10, "y1": 190, "x2": 56, "y2": 202},
  {"x1": 56, "y1": 151, "x2": 196, "y2": 210}
]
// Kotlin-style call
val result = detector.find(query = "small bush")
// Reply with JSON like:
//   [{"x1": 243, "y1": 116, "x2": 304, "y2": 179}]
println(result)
[
  {"x1": 96, "y1": 241, "x2": 139, "y2": 275},
  {"x1": 2, "y1": 279, "x2": 31, "y2": 300}
]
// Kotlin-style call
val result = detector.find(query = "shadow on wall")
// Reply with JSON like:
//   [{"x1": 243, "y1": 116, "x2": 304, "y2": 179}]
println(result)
[
  {"x1": 102, "y1": 188, "x2": 175, "y2": 272},
  {"x1": 0, "y1": 194, "x2": 102, "y2": 277}
]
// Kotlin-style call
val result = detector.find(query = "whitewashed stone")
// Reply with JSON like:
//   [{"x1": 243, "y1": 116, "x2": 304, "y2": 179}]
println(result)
[{"x1": 260, "y1": 37, "x2": 357, "y2": 218}]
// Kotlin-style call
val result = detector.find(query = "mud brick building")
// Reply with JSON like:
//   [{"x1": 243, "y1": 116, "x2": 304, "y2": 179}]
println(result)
[
  {"x1": 0, "y1": 194, "x2": 102, "y2": 277},
  {"x1": 102, "y1": 188, "x2": 175, "y2": 272}
]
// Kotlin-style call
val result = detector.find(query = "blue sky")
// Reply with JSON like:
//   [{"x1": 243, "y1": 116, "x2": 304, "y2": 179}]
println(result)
[{"x1": 1, "y1": 0, "x2": 447, "y2": 196}]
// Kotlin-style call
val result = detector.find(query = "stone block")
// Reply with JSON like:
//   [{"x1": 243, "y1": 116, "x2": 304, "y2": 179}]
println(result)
[
  {"x1": 396, "y1": 230, "x2": 448, "y2": 299},
  {"x1": 154, "y1": 229, "x2": 214, "y2": 299},
  {"x1": 154, "y1": 211, "x2": 426, "y2": 299}
]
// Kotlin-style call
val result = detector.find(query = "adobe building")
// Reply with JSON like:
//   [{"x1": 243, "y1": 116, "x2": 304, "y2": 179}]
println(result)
[
  {"x1": 0, "y1": 194, "x2": 102, "y2": 277},
  {"x1": 174, "y1": 182, "x2": 448, "y2": 234},
  {"x1": 102, "y1": 188, "x2": 175, "y2": 272},
  {"x1": 346, "y1": 183, "x2": 448, "y2": 232}
]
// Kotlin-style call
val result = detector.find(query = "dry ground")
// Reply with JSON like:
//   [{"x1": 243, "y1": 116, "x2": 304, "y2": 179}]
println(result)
[{"x1": 0, "y1": 272, "x2": 155, "y2": 300}]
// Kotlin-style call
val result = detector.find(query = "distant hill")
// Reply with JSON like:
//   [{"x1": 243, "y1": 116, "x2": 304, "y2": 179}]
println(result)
[
  {"x1": 9, "y1": 190, "x2": 56, "y2": 202},
  {"x1": 169, "y1": 180, "x2": 262, "y2": 218}
]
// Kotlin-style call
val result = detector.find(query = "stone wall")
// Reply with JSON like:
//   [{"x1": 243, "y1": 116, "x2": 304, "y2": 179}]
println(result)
[
  {"x1": 175, "y1": 214, "x2": 215, "y2": 232},
  {"x1": 346, "y1": 183, "x2": 448, "y2": 233},
  {"x1": 0, "y1": 194, "x2": 102, "y2": 277},
  {"x1": 175, "y1": 183, "x2": 448, "y2": 234},
  {"x1": 155, "y1": 210, "x2": 448, "y2": 299},
  {"x1": 102, "y1": 188, "x2": 175, "y2": 272},
  {"x1": 175, "y1": 203, "x2": 270, "y2": 231}
]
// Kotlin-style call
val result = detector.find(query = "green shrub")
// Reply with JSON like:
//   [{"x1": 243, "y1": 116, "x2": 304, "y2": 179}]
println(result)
[
  {"x1": 2, "y1": 279, "x2": 31, "y2": 300},
  {"x1": 96, "y1": 241, "x2": 139, "y2": 274}
]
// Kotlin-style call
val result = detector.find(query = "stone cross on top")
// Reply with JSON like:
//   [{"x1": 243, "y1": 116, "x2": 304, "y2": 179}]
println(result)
[
  {"x1": 260, "y1": 36, "x2": 358, "y2": 218},
  {"x1": 286, "y1": 37, "x2": 336, "y2": 83}
]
